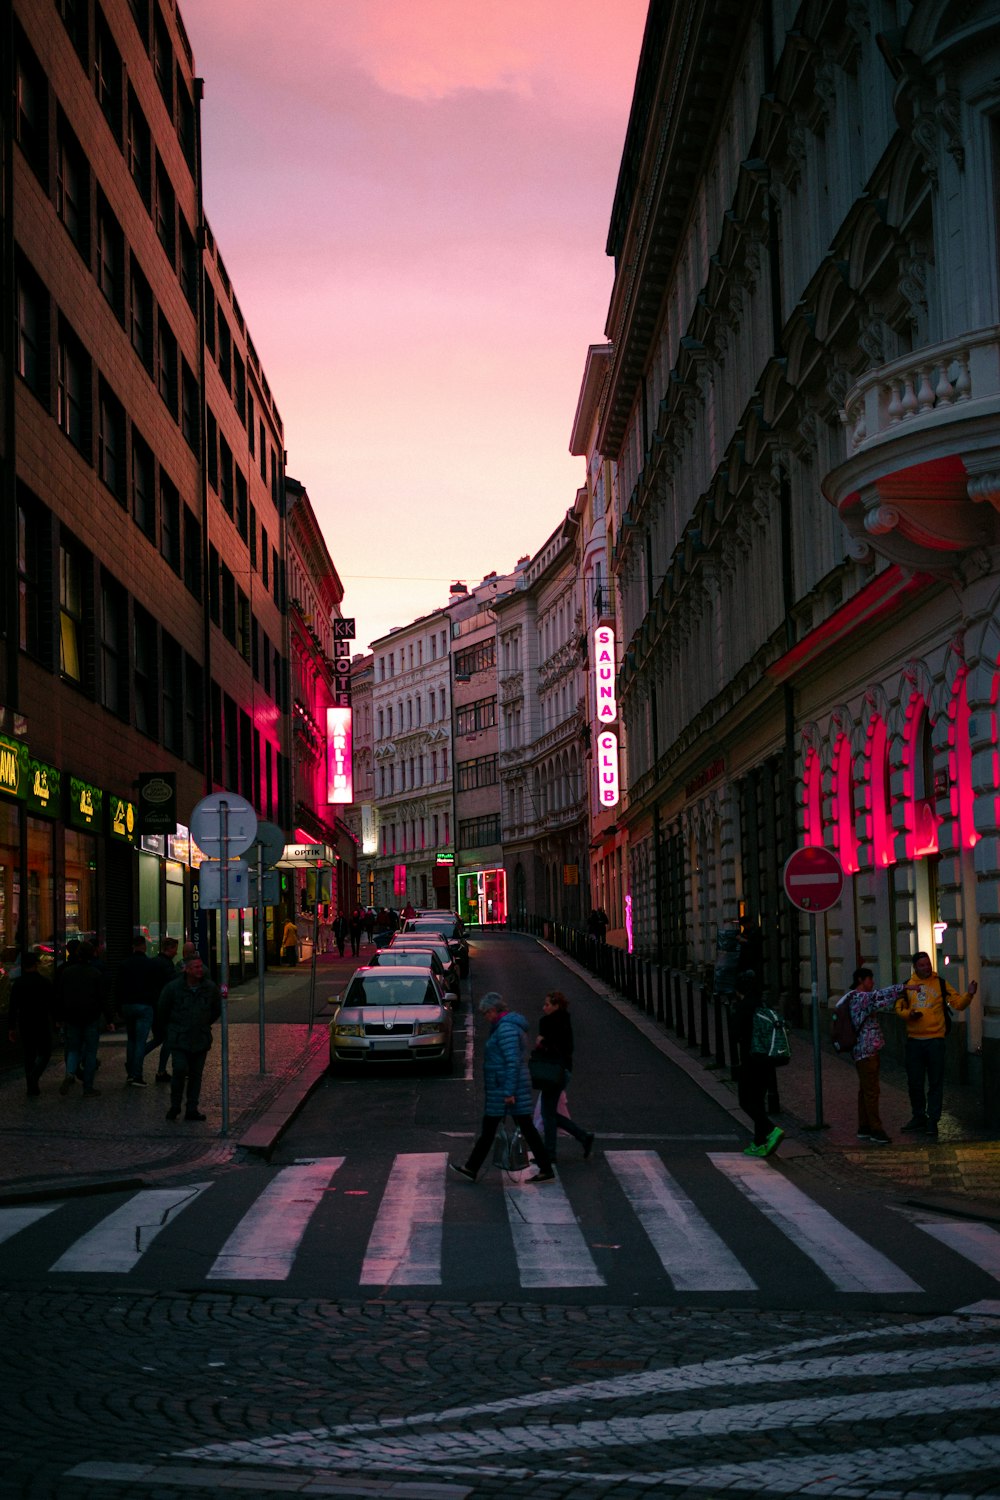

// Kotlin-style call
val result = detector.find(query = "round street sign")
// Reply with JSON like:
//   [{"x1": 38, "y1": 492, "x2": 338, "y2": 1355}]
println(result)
[
  {"x1": 253, "y1": 819, "x2": 287, "y2": 871},
  {"x1": 190, "y1": 791, "x2": 258, "y2": 857},
  {"x1": 783, "y1": 846, "x2": 844, "y2": 912}
]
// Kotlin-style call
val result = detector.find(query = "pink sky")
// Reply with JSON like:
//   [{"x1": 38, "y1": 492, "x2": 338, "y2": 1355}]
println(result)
[{"x1": 183, "y1": 0, "x2": 649, "y2": 649}]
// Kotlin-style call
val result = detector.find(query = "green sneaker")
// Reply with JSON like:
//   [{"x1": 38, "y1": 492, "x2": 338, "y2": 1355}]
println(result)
[
  {"x1": 743, "y1": 1142, "x2": 768, "y2": 1157},
  {"x1": 763, "y1": 1126, "x2": 785, "y2": 1157}
]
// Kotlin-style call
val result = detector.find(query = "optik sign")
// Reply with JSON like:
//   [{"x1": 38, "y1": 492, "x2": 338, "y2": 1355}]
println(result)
[{"x1": 592, "y1": 625, "x2": 620, "y2": 808}]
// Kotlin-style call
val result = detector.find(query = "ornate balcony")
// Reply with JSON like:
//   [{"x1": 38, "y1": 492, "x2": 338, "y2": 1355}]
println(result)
[{"x1": 823, "y1": 328, "x2": 1000, "y2": 570}]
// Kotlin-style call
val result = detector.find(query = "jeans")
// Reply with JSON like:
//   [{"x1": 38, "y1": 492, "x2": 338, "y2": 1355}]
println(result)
[
  {"x1": 63, "y1": 1021, "x2": 100, "y2": 1090},
  {"x1": 905, "y1": 1036, "x2": 947, "y2": 1123},
  {"x1": 539, "y1": 1078, "x2": 590, "y2": 1157},
  {"x1": 170, "y1": 1046, "x2": 208, "y2": 1115},
  {"x1": 855, "y1": 1054, "x2": 883, "y2": 1134},
  {"x1": 120, "y1": 1003, "x2": 154, "y2": 1080},
  {"x1": 465, "y1": 1113, "x2": 552, "y2": 1176},
  {"x1": 19, "y1": 1027, "x2": 52, "y2": 1092}
]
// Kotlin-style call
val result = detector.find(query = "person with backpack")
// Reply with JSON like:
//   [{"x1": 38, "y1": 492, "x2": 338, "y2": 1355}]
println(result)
[
  {"x1": 832, "y1": 967, "x2": 906, "y2": 1144},
  {"x1": 896, "y1": 951, "x2": 978, "y2": 1140},
  {"x1": 731, "y1": 971, "x2": 786, "y2": 1158}
]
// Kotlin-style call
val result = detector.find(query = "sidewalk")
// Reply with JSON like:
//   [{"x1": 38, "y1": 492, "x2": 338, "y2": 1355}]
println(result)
[{"x1": 0, "y1": 948, "x2": 368, "y2": 1203}]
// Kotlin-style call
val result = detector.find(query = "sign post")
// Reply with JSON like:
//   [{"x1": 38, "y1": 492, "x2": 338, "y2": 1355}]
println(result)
[
  {"x1": 783, "y1": 846, "x2": 844, "y2": 1131},
  {"x1": 250, "y1": 821, "x2": 287, "y2": 1073},
  {"x1": 190, "y1": 792, "x2": 258, "y2": 1134}
]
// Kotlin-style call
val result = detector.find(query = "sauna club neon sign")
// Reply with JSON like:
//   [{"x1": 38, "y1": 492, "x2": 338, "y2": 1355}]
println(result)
[{"x1": 593, "y1": 625, "x2": 620, "y2": 807}]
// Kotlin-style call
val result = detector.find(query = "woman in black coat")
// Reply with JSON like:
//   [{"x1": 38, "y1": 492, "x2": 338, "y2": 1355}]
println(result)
[{"x1": 534, "y1": 991, "x2": 595, "y2": 1163}]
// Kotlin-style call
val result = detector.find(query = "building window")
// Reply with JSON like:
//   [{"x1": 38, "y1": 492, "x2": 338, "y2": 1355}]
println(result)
[
  {"x1": 261, "y1": 525, "x2": 269, "y2": 588},
  {"x1": 162, "y1": 633, "x2": 182, "y2": 754},
  {"x1": 93, "y1": 6, "x2": 123, "y2": 141},
  {"x1": 183, "y1": 508, "x2": 201, "y2": 598},
  {"x1": 454, "y1": 640, "x2": 495, "y2": 677},
  {"x1": 96, "y1": 192, "x2": 125, "y2": 321},
  {"x1": 56, "y1": 113, "x2": 89, "y2": 260},
  {"x1": 157, "y1": 312, "x2": 177, "y2": 416},
  {"x1": 181, "y1": 361, "x2": 199, "y2": 453},
  {"x1": 127, "y1": 87, "x2": 151, "y2": 207},
  {"x1": 177, "y1": 75, "x2": 195, "y2": 169},
  {"x1": 59, "y1": 543, "x2": 84, "y2": 683},
  {"x1": 219, "y1": 436, "x2": 233, "y2": 516},
  {"x1": 57, "y1": 0, "x2": 90, "y2": 61},
  {"x1": 206, "y1": 407, "x2": 218, "y2": 489},
  {"x1": 457, "y1": 754, "x2": 498, "y2": 791},
  {"x1": 217, "y1": 312, "x2": 231, "y2": 389},
  {"x1": 57, "y1": 322, "x2": 88, "y2": 454},
  {"x1": 130, "y1": 259, "x2": 153, "y2": 371},
  {"x1": 100, "y1": 577, "x2": 127, "y2": 717},
  {"x1": 235, "y1": 466, "x2": 248, "y2": 541},
  {"x1": 184, "y1": 654, "x2": 203, "y2": 769},
  {"x1": 153, "y1": 4, "x2": 173, "y2": 113},
  {"x1": 16, "y1": 265, "x2": 47, "y2": 402},
  {"x1": 458, "y1": 816, "x2": 501, "y2": 850},
  {"x1": 160, "y1": 471, "x2": 180, "y2": 573},
  {"x1": 179, "y1": 216, "x2": 198, "y2": 312},
  {"x1": 17, "y1": 496, "x2": 49, "y2": 663},
  {"x1": 456, "y1": 697, "x2": 496, "y2": 735},
  {"x1": 204, "y1": 280, "x2": 216, "y2": 355},
  {"x1": 134, "y1": 606, "x2": 158, "y2": 738},
  {"x1": 154, "y1": 154, "x2": 176, "y2": 264},
  {"x1": 221, "y1": 565, "x2": 236, "y2": 643},
  {"x1": 208, "y1": 544, "x2": 220, "y2": 625},
  {"x1": 127, "y1": 0, "x2": 149, "y2": 46},
  {"x1": 131, "y1": 428, "x2": 155, "y2": 540},
  {"x1": 233, "y1": 354, "x2": 246, "y2": 423},
  {"x1": 237, "y1": 589, "x2": 251, "y2": 663},
  {"x1": 248, "y1": 504, "x2": 257, "y2": 569},
  {"x1": 98, "y1": 381, "x2": 125, "y2": 503},
  {"x1": 259, "y1": 420, "x2": 266, "y2": 480},
  {"x1": 16, "y1": 31, "x2": 48, "y2": 186}
]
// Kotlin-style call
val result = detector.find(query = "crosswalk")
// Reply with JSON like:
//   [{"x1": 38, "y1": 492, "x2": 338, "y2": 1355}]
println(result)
[{"x1": 2, "y1": 1151, "x2": 998, "y2": 1300}]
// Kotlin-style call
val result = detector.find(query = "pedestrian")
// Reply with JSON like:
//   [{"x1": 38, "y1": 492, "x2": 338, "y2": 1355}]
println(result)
[
  {"x1": 150, "y1": 937, "x2": 183, "y2": 1084},
  {"x1": 834, "y1": 966, "x2": 906, "y2": 1144},
  {"x1": 363, "y1": 909, "x2": 375, "y2": 945},
  {"x1": 157, "y1": 955, "x2": 222, "y2": 1122},
  {"x1": 449, "y1": 992, "x2": 555, "y2": 1183},
  {"x1": 332, "y1": 913, "x2": 347, "y2": 957},
  {"x1": 53, "y1": 941, "x2": 112, "y2": 1097},
  {"x1": 731, "y1": 971, "x2": 784, "y2": 1158},
  {"x1": 115, "y1": 934, "x2": 162, "y2": 1086},
  {"x1": 531, "y1": 991, "x2": 595, "y2": 1162},
  {"x1": 402, "y1": 900, "x2": 416, "y2": 921},
  {"x1": 348, "y1": 908, "x2": 362, "y2": 957},
  {"x1": 281, "y1": 917, "x2": 299, "y2": 966},
  {"x1": 896, "y1": 951, "x2": 978, "y2": 1140},
  {"x1": 6, "y1": 951, "x2": 55, "y2": 1096}
]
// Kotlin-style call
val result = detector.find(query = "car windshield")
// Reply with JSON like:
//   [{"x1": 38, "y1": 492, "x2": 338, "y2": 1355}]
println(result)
[
  {"x1": 392, "y1": 940, "x2": 449, "y2": 963},
  {"x1": 342, "y1": 976, "x2": 438, "y2": 1007},
  {"x1": 377, "y1": 950, "x2": 434, "y2": 968}
]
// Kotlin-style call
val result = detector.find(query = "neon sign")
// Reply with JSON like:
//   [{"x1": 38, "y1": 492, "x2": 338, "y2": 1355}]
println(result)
[
  {"x1": 593, "y1": 625, "x2": 617, "y2": 723},
  {"x1": 326, "y1": 706, "x2": 353, "y2": 804},
  {"x1": 597, "y1": 731, "x2": 620, "y2": 806}
]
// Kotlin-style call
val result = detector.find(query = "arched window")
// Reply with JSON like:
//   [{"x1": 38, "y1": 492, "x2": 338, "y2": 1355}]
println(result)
[
  {"x1": 803, "y1": 748, "x2": 823, "y2": 846},
  {"x1": 903, "y1": 695, "x2": 939, "y2": 858},
  {"x1": 949, "y1": 668, "x2": 978, "y2": 850},
  {"x1": 831, "y1": 735, "x2": 859, "y2": 873},
  {"x1": 865, "y1": 716, "x2": 895, "y2": 868}
]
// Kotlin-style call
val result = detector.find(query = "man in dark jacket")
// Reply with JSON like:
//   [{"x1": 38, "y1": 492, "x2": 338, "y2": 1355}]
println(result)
[
  {"x1": 7, "y1": 952, "x2": 54, "y2": 1095},
  {"x1": 54, "y1": 941, "x2": 111, "y2": 1096},
  {"x1": 149, "y1": 937, "x2": 182, "y2": 1083},
  {"x1": 115, "y1": 934, "x2": 163, "y2": 1087},
  {"x1": 158, "y1": 956, "x2": 221, "y2": 1122}
]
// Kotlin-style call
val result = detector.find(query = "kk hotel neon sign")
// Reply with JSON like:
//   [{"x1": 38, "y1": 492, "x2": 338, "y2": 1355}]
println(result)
[
  {"x1": 593, "y1": 625, "x2": 620, "y2": 807},
  {"x1": 326, "y1": 706, "x2": 353, "y2": 804}
]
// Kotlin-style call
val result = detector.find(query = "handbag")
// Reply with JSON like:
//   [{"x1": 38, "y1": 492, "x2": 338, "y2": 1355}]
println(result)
[
  {"x1": 493, "y1": 1117, "x2": 528, "y2": 1171},
  {"x1": 529, "y1": 1051, "x2": 566, "y2": 1089}
]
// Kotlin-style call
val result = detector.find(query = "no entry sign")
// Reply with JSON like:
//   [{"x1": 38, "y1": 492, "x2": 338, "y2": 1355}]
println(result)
[{"x1": 783, "y1": 846, "x2": 844, "y2": 912}]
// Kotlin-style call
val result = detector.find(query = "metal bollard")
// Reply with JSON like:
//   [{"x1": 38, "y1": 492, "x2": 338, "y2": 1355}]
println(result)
[
  {"x1": 699, "y1": 984, "x2": 711, "y2": 1057},
  {"x1": 673, "y1": 970, "x2": 684, "y2": 1039},
  {"x1": 686, "y1": 977, "x2": 696, "y2": 1045}
]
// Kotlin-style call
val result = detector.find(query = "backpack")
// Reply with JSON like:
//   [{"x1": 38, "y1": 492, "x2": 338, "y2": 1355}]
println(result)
[
  {"x1": 750, "y1": 1006, "x2": 791, "y2": 1065},
  {"x1": 830, "y1": 995, "x2": 858, "y2": 1057}
]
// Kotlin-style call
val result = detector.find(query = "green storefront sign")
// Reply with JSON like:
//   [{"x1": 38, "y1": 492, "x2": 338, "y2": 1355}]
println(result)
[
  {"x1": 69, "y1": 775, "x2": 102, "y2": 830},
  {"x1": 24, "y1": 757, "x2": 60, "y2": 818},
  {"x1": 0, "y1": 732, "x2": 24, "y2": 799},
  {"x1": 108, "y1": 794, "x2": 137, "y2": 844}
]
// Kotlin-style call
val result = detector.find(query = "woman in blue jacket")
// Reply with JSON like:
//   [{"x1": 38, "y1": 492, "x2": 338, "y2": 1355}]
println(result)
[{"x1": 450, "y1": 993, "x2": 554, "y2": 1183}]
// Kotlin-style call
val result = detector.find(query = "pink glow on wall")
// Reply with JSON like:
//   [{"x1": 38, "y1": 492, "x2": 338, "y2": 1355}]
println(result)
[
  {"x1": 865, "y1": 716, "x2": 895, "y2": 868},
  {"x1": 901, "y1": 694, "x2": 941, "y2": 859},
  {"x1": 803, "y1": 748, "x2": 823, "y2": 847},
  {"x1": 831, "y1": 735, "x2": 859, "y2": 874},
  {"x1": 326, "y1": 707, "x2": 353, "y2": 803},
  {"x1": 597, "y1": 731, "x2": 620, "y2": 807},
  {"x1": 624, "y1": 891, "x2": 633, "y2": 954},
  {"x1": 948, "y1": 670, "x2": 978, "y2": 849}
]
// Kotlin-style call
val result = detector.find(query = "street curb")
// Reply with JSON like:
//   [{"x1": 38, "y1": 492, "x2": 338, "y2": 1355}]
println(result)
[
  {"x1": 236, "y1": 1048, "x2": 331, "y2": 1158},
  {"x1": 905, "y1": 1193, "x2": 1000, "y2": 1225},
  {"x1": 0, "y1": 1175, "x2": 146, "y2": 1206}
]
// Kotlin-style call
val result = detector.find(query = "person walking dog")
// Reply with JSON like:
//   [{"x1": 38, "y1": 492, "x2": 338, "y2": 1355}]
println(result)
[{"x1": 449, "y1": 993, "x2": 555, "y2": 1183}]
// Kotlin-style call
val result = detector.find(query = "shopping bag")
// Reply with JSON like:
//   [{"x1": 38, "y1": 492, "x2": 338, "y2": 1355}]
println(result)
[
  {"x1": 492, "y1": 1118, "x2": 529, "y2": 1171},
  {"x1": 533, "y1": 1090, "x2": 570, "y2": 1132}
]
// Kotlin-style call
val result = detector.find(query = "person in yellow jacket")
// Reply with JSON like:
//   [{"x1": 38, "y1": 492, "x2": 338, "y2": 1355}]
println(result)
[{"x1": 895, "y1": 951, "x2": 977, "y2": 1140}]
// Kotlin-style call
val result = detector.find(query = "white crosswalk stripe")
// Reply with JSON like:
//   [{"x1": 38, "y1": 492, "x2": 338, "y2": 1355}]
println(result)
[
  {"x1": 709, "y1": 1153, "x2": 921, "y2": 1293},
  {"x1": 361, "y1": 1151, "x2": 446, "y2": 1285},
  {"x1": 607, "y1": 1150, "x2": 756, "y2": 1291},
  {"x1": 207, "y1": 1157, "x2": 344, "y2": 1280},
  {"x1": 5, "y1": 1150, "x2": 984, "y2": 1296},
  {"x1": 50, "y1": 1185, "x2": 212, "y2": 1273}
]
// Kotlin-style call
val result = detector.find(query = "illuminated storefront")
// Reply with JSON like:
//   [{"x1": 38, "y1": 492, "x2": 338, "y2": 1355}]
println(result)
[{"x1": 457, "y1": 868, "x2": 507, "y2": 927}]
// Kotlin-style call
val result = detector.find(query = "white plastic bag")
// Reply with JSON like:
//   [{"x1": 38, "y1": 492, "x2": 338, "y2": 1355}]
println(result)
[{"x1": 533, "y1": 1090, "x2": 570, "y2": 1131}]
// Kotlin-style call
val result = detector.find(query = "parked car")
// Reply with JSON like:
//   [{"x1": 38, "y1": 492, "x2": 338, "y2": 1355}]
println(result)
[
  {"x1": 403, "y1": 915, "x2": 470, "y2": 976},
  {"x1": 369, "y1": 944, "x2": 453, "y2": 993},
  {"x1": 388, "y1": 933, "x2": 461, "y2": 997},
  {"x1": 328, "y1": 965, "x2": 454, "y2": 1072}
]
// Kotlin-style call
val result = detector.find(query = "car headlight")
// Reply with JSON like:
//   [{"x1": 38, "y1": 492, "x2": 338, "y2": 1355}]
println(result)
[
  {"x1": 414, "y1": 1019, "x2": 445, "y2": 1036},
  {"x1": 334, "y1": 1023, "x2": 366, "y2": 1038}
]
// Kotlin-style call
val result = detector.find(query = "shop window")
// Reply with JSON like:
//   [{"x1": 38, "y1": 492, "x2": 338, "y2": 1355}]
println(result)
[
  {"x1": 0, "y1": 801, "x2": 22, "y2": 959},
  {"x1": 26, "y1": 817, "x2": 55, "y2": 958},
  {"x1": 64, "y1": 829, "x2": 97, "y2": 946},
  {"x1": 59, "y1": 542, "x2": 84, "y2": 683}
]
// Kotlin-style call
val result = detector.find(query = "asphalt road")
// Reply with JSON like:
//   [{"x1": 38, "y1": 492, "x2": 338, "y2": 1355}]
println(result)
[{"x1": 2, "y1": 933, "x2": 999, "y2": 1498}]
